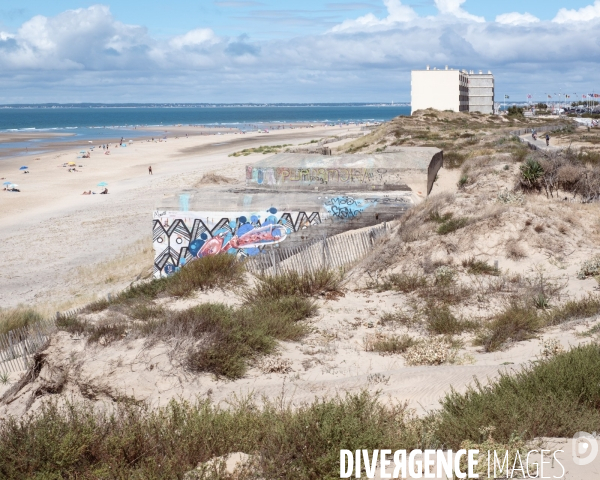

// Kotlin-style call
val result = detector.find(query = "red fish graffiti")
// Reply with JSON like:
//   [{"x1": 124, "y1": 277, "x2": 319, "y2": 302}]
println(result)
[
  {"x1": 224, "y1": 224, "x2": 286, "y2": 251},
  {"x1": 197, "y1": 225, "x2": 287, "y2": 257},
  {"x1": 198, "y1": 233, "x2": 226, "y2": 257}
]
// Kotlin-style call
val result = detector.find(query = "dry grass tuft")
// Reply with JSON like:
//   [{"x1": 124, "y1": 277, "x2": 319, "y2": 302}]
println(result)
[
  {"x1": 476, "y1": 302, "x2": 542, "y2": 352},
  {"x1": 505, "y1": 239, "x2": 527, "y2": 260},
  {"x1": 0, "y1": 308, "x2": 44, "y2": 336},
  {"x1": 195, "y1": 172, "x2": 236, "y2": 185},
  {"x1": 246, "y1": 269, "x2": 343, "y2": 301},
  {"x1": 364, "y1": 333, "x2": 415, "y2": 354}
]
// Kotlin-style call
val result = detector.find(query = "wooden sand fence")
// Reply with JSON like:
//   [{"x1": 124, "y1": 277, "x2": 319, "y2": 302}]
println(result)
[
  {"x1": 245, "y1": 222, "x2": 392, "y2": 276},
  {"x1": 0, "y1": 308, "x2": 82, "y2": 376}
]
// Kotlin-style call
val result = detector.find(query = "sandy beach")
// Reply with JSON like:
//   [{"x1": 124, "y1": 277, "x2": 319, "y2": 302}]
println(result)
[{"x1": 0, "y1": 124, "x2": 357, "y2": 311}]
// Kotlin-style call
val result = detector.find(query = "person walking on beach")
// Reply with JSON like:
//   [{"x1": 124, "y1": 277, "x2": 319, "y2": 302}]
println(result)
[
  {"x1": 545, "y1": 134, "x2": 550, "y2": 147},
  {"x1": 148, "y1": 166, "x2": 153, "y2": 175}
]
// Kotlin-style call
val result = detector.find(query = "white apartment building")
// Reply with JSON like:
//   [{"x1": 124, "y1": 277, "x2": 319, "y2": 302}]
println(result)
[
  {"x1": 468, "y1": 70, "x2": 494, "y2": 114},
  {"x1": 411, "y1": 66, "x2": 494, "y2": 115}
]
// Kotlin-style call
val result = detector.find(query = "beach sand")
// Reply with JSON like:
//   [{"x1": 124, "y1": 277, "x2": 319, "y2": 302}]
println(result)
[{"x1": 0, "y1": 124, "x2": 355, "y2": 311}]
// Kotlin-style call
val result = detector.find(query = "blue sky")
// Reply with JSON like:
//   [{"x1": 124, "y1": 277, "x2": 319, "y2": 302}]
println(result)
[{"x1": 1, "y1": 1, "x2": 599, "y2": 103}]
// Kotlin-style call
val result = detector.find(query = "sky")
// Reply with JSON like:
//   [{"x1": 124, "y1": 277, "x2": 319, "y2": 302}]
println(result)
[{"x1": 0, "y1": 1, "x2": 599, "y2": 103}]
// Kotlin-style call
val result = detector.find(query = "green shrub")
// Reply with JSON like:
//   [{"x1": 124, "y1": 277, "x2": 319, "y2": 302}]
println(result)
[
  {"x1": 365, "y1": 333, "x2": 415, "y2": 354},
  {"x1": 506, "y1": 106, "x2": 524, "y2": 117},
  {"x1": 444, "y1": 151, "x2": 467, "y2": 169},
  {"x1": 434, "y1": 344, "x2": 600, "y2": 447},
  {"x1": 87, "y1": 323, "x2": 127, "y2": 345},
  {"x1": 424, "y1": 304, "x2": 476, "y2": 335},
  {"x1": 165, "y1": 254, "x2": 246, "y2": 297},
  {"x1": 476, "y1": 303, "x2": 542, "y2": 352},
  {"x1": 0, "y1": 391, "x2": 420, "y2": 479},
  {"x1": 545, "y1": 294, "x2": 600, "y2": 325},
  {"x1": 56, "y1": 314, "x2": 88, "y2": 335},
  {"x1": 437, "y1": 217, "x2": 469, "y2": 235},
  {"x1": 246, "y1": 269, "x2": 342, "y2": 301},
  {"x1": 428, "y1": 210, "x2": 453, "y2": 224},
  {"x1": 461, "y1": 257, "x2": 499, "y2": 275},
  {"x1": 520, "y1": 158, "x2": 543, "y2": 187},
  {"x1": 376, "y1": 271, "x2": 427, "y2": 293},
  {"x1": 146, "y1": 298, "x2": 316, "y2": 379},
  {"x1": 457, "y1": 174, "x2": 468, "y2": 189}
]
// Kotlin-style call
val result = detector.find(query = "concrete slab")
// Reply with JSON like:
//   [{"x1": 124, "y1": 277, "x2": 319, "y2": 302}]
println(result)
[{"x1": 245, "y1": 149, "x2": 442, "y2": 195}]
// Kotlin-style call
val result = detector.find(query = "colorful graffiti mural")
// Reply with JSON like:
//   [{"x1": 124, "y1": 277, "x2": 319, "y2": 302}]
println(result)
[{"x1": 153, "y1": 208, "x2": 321, "y2": 277}]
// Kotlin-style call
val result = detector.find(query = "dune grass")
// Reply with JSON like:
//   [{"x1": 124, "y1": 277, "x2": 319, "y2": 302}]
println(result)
[
  {"x1": 475, "y1": 302, "x2": 543, "y2": 352},
  {"x1": 61, "y1": 265, "x2": 332, "y2": 379},
  {"x1": 0, "y1": 391, "x2": 419, "y2": 480},
  {"x1": 3, "y1": 345, "x2": 600, "y2": 478},
  {"x1": 0, "y1": 308, "x2": 44, "y2": 336},
  {"x1": 364, "y1": 333, "x2": 415, "y2": 354},
  {"x1": 245, "y1": 268, "x2": 343, "y2": 301},
  {"x1": 155, "y1": 298, "x2": 316, "y2": 379},
  {"x1": 476, "y1": 295, "x2": 600, "y2": 352},
  {"x1": 84, "y1": 254, "x2": 245, "y2": 313}
]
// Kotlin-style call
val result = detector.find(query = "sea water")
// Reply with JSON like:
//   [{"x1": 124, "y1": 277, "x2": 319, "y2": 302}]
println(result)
[{"x1": 0, "y1": 105, "x2": 410, "y2": 154}]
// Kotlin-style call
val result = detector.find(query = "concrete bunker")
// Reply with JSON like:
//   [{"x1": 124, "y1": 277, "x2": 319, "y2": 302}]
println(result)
[{"x1": 153, "y1": 148, "x2": 443, "y2": 277}]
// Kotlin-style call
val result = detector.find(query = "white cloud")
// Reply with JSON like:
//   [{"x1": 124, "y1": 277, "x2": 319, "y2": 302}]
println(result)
[
  {"x1": 169, "y1": 28, "x2": 218, "y2": 49},
  {"x1": 330, "y1": 0, "x2": 417, "y2": 32},
  {"x1": 495, "y1": 12, "x2": 540, "y2": 25},
  {"x1": 434, "y1": 0, "x2": 484, "y2": 23},
  {"x1": 553, "y1": 1, "x2": 600, "y2": 23},
  {"x1": 1, "y1": 3, "x2": 600, "y2": 102},
  {"x1": 0, "y1": 5, "x2": 151, "y2": 70}
]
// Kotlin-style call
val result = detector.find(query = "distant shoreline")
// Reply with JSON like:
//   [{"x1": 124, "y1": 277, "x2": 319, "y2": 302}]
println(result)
[{"x1": 0, "y1": 103, "x2": 410, "y2": 109}]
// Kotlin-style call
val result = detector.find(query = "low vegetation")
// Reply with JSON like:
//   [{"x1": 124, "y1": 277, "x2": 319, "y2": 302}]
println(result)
[
  {"x1": 364, "y1": 333, "x2": 415, "y2": 354},
  {"x1": 461, "y1": 257, "x2": 499, "y2": 276},
  {"x1": 0, "y1": 308, "x2": 44, "y2": 336},
  {"x1": 2, "y1": 345, "x2": 600, "y2": 477},
  {"x1": 58, "y1": 265, "x2": 343, "y2": 379},
  {"x1": 475, "y1": 302, "x2": 543, "y2": 352},
  {"x1": 434, "y1": 343, "x2": 600, "y2": 447},
  {"x1": 246, "y1": 268, "x2": 343, "y2": 301},
  {"x1": 84, "y1": 255, "x2": 245, "y2": 312},
  {"x1": 229, "y1": 144, "x2": 291, "y2": 157}
]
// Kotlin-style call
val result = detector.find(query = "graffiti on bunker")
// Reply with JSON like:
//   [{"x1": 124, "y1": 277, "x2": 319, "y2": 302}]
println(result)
[
  {"x1": 246, "y1": 166, "x2": 397, "y2": 186},
  {"x1": 153, "y1": 208, "x2": 321, "y2": 277},
  {"x1": 323, "y1": 196, "x2": 368, "y2": 219}
]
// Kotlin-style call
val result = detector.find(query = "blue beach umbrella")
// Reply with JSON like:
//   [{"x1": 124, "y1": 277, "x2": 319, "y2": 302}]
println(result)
[
  {"x1": 19, "y1": 166, "x2": 28, "y2": 170},
  {"x1": 3, "y1": 181, "x2": 11, "y2": 185},
  {"x1": 97, "y1": 182, "x2": 108, "y2": 187}
]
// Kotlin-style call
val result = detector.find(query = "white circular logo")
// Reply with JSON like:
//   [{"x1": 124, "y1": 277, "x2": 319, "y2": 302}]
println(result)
[{"x1": 572, "y1": 432, "x2": 599, "y2": 466}]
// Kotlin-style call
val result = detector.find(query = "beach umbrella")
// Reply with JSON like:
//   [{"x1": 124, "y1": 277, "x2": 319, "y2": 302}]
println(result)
[
  {"x1": 97, "y1": 182, "x2": 108, "y2": 187},
  {"x1": 9, "y1": 184, "x2": 18, "y2": 189},
  {"x1": 80, "y1": 151, "x2": 86, "y2": 153},
  {"x1": 68, "y1": 162, "x2": 76, "y2": 166},
  {"x1": 19, "y1": 166, "x2": 28, "y2": 170},
  {"x1": 3, "y1": 181, "x2": 11, "y2": 185}
]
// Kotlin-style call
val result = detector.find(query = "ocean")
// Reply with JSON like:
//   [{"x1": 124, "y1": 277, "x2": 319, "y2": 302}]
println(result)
[
  {"x1": 0, "y1": 105, "x2": 410, "y2": 130},
  {"x1": 0, "y1": 104, "x2": 410, "y2": 155}
]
